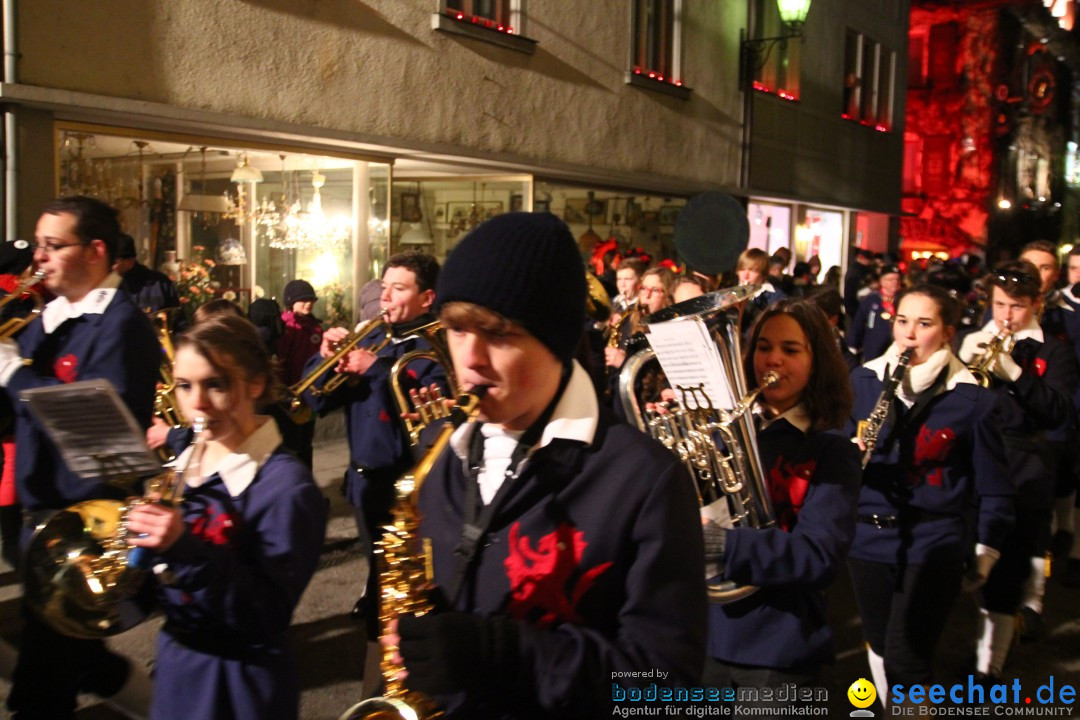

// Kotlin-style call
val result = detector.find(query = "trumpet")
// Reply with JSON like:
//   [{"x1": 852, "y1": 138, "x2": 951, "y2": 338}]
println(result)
[
  {"x1": 286, "y1": 311, "x2": 392, "y2": 422},
  {"x1": 0, "y1": 269, "x2": 46, "y2": 338},
  {"x1": 967, "y1": 321, "x2": 1014, "y2": 388}
]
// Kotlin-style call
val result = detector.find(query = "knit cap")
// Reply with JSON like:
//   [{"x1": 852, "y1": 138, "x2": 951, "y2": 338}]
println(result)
[
  {"x1": 283, "y1": 279, "x2": 317, "y2": 308},
  {"x1": 436, "y1": 212, "x2": 586, "y2": 364}
]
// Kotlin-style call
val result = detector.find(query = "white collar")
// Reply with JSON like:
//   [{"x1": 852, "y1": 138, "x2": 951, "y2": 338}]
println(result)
[
  {"x1": 40, "y1": 272, "x2": 122, "y2": 334},
  {"x1": 980, "y1": 317, "x2": 1043, "y2": 344},
  {"x1": 1064, "y1": 285, "x2": 1080, "y2": 307},
  {"x1": 865, "y1": 343, "x2": 977, "y2": 392},
  {"x1": 751, "y1": 280, "x2": 777, "y2": 299},
  {"x1": 176, "y1": 417, "x2": 282, "y2": 498},
  {"x1": 1046, "y1": 290, "x2": 1074, "y2": 313},
  {"x1": 450, "y1": 360, "x2": 599, "y2": 462},
  {"x1": 755, "y1": 402, "x2": 810, "y2": 433}
]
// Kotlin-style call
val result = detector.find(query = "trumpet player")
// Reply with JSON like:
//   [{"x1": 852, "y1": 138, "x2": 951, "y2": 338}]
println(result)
[
  {"x1": 848, "y1": 284, "x2": 1012, "y2": 706},
  {"x1": 383, "y1": 213, "x2": 706, "y2": 718},
  {"x1": 958, "y1": 261, "x2": 1078, "y2": 684},
  {"x1": 0, "y1": 197, "x2": 160, "y2": 719},
  {"x1": 301, "y1": 251, "x2": 447, "y2": 638}
]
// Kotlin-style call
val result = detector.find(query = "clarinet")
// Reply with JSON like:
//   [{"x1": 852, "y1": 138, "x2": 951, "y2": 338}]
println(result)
[{"x1": 856, "y1": 347, "x2": 915, "y2": 468}]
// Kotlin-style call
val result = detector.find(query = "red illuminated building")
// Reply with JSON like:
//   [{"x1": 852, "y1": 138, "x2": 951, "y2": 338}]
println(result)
[{"x1": 902, "y1": 0, "x2": 1080, "y2": 265}]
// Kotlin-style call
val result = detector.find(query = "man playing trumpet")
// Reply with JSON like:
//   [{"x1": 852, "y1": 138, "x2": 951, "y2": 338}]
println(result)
[
  {"x1": 959, "y1": 260, "x2": 1077, "y2": 683},
  {"x1": 301, "y1": 251, "x2": 447, "y2": 638}
]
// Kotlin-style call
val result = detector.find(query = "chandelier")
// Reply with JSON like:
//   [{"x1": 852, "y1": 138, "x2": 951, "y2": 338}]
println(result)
[{"x1": 262, "y1": 168, "x2": 351, "y2": 251}]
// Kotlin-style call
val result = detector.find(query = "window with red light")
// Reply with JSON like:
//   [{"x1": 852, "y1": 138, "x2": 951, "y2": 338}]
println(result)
[
  {"x1": 631, "y1": 0, "x2": 683, "y2": 85},
  {"x1": 842, "y1": 30, "x2": 894, "y2": 131},
  {"x1": 751, "y1": 0, "x2": 801, "y2": 99},
  {"x1": 444, "y1": 0, "x2": 516, "y2": 32}
]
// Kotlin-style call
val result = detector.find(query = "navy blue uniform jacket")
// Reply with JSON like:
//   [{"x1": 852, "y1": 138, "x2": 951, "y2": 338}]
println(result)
[
  {"x1": 7, "y1": 287, "x2": 158, "y2": 511},
  {"x1": 418, "y1": 372, "x2": 706, "y2": 719},
  {"x1": 847, "y1": 362, "x2": 1013, "y2": 564},
  {"x1": 849, "y1": 292, "x2": 894, "y2": 362},
  {"x1": 709, "y1": 420, "x2": 860, "y2": 670}
]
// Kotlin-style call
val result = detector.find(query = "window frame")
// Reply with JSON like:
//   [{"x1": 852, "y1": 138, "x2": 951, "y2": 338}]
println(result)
[{"x1": 626, "y1": 0, "x2": 691, "y2": 100}]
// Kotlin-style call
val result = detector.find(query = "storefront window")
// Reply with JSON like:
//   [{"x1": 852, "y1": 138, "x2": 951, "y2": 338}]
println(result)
[{"x1": 56, "y1": 124, "x2": 389, "y2": 326}]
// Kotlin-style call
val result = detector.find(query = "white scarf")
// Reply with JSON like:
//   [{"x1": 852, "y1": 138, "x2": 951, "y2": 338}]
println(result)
[{"x1": 864, "y1": 344, "x2": 977, "y2": 407}]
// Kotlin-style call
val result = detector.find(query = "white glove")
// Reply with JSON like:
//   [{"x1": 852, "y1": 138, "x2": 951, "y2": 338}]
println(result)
[
  {"x1": 961, "y1": 543, "x2": 1000, "y2": 592},
  {"x1": 958, "y1": 331, "x2": 993, "y2": 365},
  {"x1": 0, "y1": 339, "x2": 23, "y2": 387},
  {"x1": 958, "y1": 331, "x2": 1021, "y2": 382},
  {"x1": 990, "y1": 350, "x2": 1022, "y2": 382}
]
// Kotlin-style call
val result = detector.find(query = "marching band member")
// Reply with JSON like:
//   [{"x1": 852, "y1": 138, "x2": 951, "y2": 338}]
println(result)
[
  {"x1": 958, "y1": 262, "x2": 1077, "y2": 682},
  {"x1": 302, "y1": 250, "x2": 447, "y2": 636},
  {"x1": 849, "y1": 263, "x2": 902, "y2": 363},
  {"x1": 849, "y1": 284, "x2": 1013, "y2": 703},
  {"x1": 127, "y1": 315, "x2": 327, "y2": 720},
  {"x1": 704, "y1": 299, "x2": 859, "y2": 688},
  {"x1": 0, "y1": 196, "x2": 160, "y2": 718},
  {"x1": 385, "y1": 212, "x2": 705, "y2": 718},
  {"x1": 736, "y1": 248, "x2": 786, "y2": 336}
]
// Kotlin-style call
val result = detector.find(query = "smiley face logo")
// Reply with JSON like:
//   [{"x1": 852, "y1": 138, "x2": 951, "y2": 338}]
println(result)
[{"x1": 848, "y1": 678, "x2": 876, "y2": 709}]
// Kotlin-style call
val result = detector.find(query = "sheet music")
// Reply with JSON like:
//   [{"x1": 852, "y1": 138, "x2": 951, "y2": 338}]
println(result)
[
  {"x1": 646, "y1": 316, "x2": 736, "y2": 411},
  {"x1": 21, "y1": 380, "x2": 160, "y2": 481}
]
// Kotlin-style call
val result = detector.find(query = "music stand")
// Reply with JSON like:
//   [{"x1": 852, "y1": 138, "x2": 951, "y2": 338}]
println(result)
[{"x1": 20, "y1": 379, "x2": 160, "y2": 484}]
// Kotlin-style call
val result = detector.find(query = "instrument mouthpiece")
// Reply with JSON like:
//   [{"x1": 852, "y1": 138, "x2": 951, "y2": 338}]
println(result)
[{"x1": 761, "y1": 371, "x2": 781, "y2": 388}]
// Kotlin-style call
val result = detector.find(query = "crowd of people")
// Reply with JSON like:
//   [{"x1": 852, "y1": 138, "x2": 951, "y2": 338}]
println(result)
[{"x1": 0, "y1": 195, "x2": 1076, "y2": 719}]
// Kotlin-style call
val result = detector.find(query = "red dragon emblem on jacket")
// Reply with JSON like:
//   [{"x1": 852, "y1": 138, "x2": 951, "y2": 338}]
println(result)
[
  {"x1": 189, "y1": 506, "x2": 239, "y2": 545},
  {"x1": 768, "y1": 456, "x2": 816, "y2": 532},
  {"x1": 911, "y1": 425, "x2": 956, "y2": 487},
  {"x1": 504, "y1": 522, "x2": 612, "y2": 628}
]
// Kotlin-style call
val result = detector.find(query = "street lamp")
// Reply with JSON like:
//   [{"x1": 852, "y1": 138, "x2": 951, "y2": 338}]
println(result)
[{"x1": 741, "y1": 0, "x2": 813, "y2": 89}]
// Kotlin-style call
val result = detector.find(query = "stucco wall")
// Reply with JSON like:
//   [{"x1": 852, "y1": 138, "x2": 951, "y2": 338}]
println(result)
[{"x1": 17, "y1": 0, "x2": 747, "y2": 189}]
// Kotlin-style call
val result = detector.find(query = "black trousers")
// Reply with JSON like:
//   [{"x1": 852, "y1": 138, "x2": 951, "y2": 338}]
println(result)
[
  {"x1": 8, "y1": 604, "x2": 109, "y2": 718},
  {"x1": 849, "y1": 554, "x2": 963, "y2": 688},
  {"x1": 981, "y1": 505, "x2": 1052, "y2": 614},
  {"x1": 701, "y1": 658, "x2": 818, "y2": 708}
]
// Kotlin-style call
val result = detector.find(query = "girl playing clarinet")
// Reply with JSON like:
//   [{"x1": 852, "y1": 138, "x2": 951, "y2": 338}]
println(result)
[
  {"x1": 847, "y1": 283, "x2": 1013, "y2": 704},
  {"x1": 126, "y1": 315, "x2": 327, "y2": 720}
]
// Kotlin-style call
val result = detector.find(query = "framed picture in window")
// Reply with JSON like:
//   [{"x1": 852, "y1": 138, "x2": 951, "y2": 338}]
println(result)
[
  {"x1": 510, "y1": 194, "x2": 524, "y2": 213},
  {"x1": 399, "y1": 192, "x2": 422, "y2": 223}
]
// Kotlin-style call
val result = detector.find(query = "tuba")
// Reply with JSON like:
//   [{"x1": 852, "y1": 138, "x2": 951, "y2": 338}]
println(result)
[
  {"x1": 618, "y1": 285, "x2": 776, "y2": 603},
  {"x1": 339, "y1": 389, "x2": 485, "y2": 720},
  {"x1": 967, "y1": 321, "x2": 1014, "y2": 388},
  {"x1": 150, "y1": 309, "x2": 186, "y2": 461},
  {"x1": 24, "y1": 419, "x2": 206, "y2": 638}
]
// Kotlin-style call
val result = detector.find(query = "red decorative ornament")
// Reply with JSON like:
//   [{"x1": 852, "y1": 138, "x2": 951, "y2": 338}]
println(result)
[{"x1": 53, "y1": 354, "x2": 78, "y2": 384}]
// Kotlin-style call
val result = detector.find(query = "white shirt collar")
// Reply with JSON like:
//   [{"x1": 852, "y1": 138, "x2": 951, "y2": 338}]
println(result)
[
  {"x1": 40, "y1": 272, "x2": 122, "y2": 334},
  {"x1": 1063, "y1": 285, "x2": 1080, "y2": 307},
  {"x1": 980, "y1": 317, "x2": 1043, "y2": 344},
  {"x1": 755, "y1": 402, "x2": 810, "y2": 433},
  {"x1": 176, "y1": 417, "x2": 282, "y2": 498},
  {"x1": 450, "y1": 360, "x2": 599, "y2": 462}
]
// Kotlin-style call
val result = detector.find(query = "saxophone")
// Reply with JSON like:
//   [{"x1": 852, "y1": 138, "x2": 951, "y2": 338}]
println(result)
[
  {"x1": 339, "y1": 389, "x2": 486, "y2": 720},
  {"x1": 855, "y1": 346, "x2": 914, "y2": 468}
]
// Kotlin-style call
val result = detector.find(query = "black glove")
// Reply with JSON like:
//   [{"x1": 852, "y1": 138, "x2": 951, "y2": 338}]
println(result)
[{"x1": 398, "y1": 611, "x2": 520, "y2": 696}]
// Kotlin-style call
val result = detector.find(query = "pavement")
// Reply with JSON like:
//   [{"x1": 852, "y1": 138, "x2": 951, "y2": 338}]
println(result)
[{"x1": 0, "y1": 419, "x2": 1075, "y2": 718}]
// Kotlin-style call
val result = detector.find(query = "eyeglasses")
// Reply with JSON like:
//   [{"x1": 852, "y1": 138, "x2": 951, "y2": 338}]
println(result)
[
  {"x1": 641, "y1": 287, "x2": 667, "y2": 297},
  {"x1": 33, "y1": 241, "x2": 89, "y2": 255}
]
